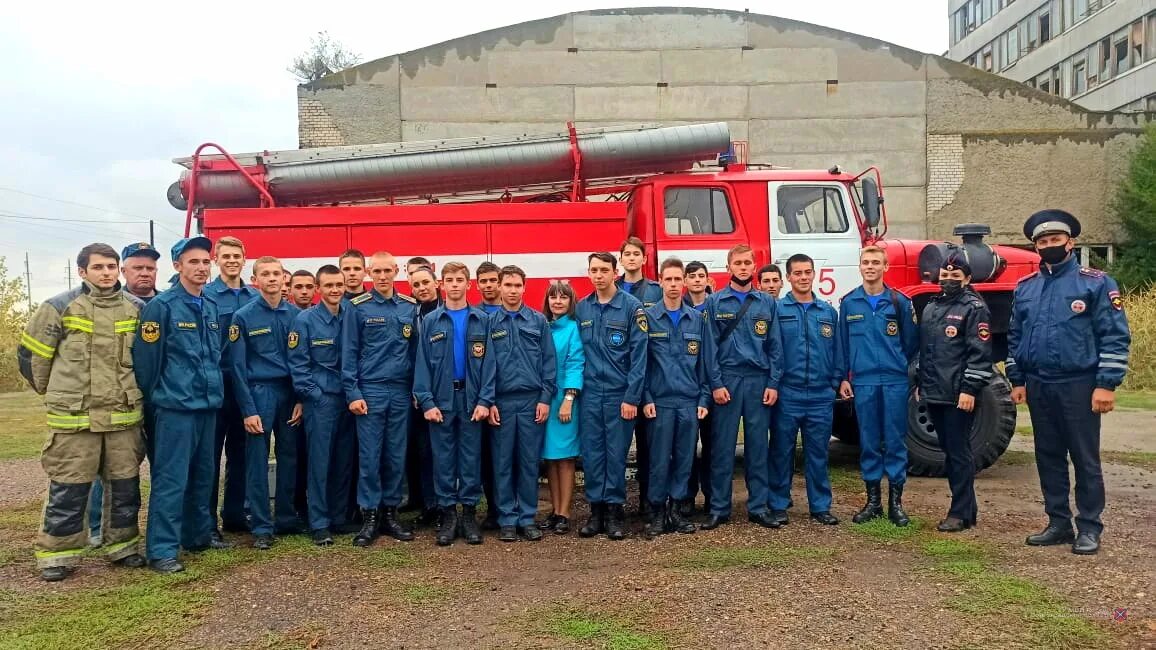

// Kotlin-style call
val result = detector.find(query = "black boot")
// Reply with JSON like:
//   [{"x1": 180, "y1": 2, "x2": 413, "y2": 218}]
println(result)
[
  {"x1": 352, "y1": 508, "x2": 380, "y2": 547},
  {"x1": 888, "y1": 483, "x2": 910, "y2": 527},
  {"x1": 667, "y1": 500, "x2": 696, "y2": 534},
  {"x1": 579, "y1": 503, "x2": 606, "y2": 538},
  {"x1": 460, "y1": 505, "x2": 483, "y2": 545},
  {"x1": 643, "y1": 506, "x2": 665, "y2": 540},
  {"x1": 852, "y1": 481, "x2": 884, "y2": 524},
  {"x1": 379, "y1": 506, "x2": 415, "y2": 541},
  {"x1": 435, "y1": 507, "x2": 458, "y2": 546},
  {"x1": 606, "y1": 504, "x2": 627, "y2": 541}
]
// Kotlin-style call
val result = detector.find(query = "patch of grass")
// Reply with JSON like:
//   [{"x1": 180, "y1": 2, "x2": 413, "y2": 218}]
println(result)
[
  {"x1": 1101, "y1": 450, "x2": 1156, "y2": 471},
  {"x1": 538, "y1": 607, "x2": 667, "y2": 650},
  {"x1": 359, "y1": 546, "x2": 418, "y2": 570},
  {"x1": 826, "y1": 465, "x2": 863, "y2": 492},
  {"x1": 399, "y1": 584, "x2": 451, "y2": 605},
  {"x1": 675, "y1": 543, "x2": 836, "y2": 571},
  {"x1": 0, "y1": 500, "x2": 42, "y2": 569},
  {"x1": 0, "y1": 391, "x2": 48, "y2": 460},
  {"x1": 1116, "y1": 390, "x2": 1156, "y2": 410},
  {"x1": 920, "y1": 538, "x2": 989, "y2": 563},
  {"x1": 1015, "y1": 424, "x2": 1034, "y2": 437},
  {"x1": 850, "y1": 516, "x2": 925, "y2": 541},
  {"x1": 997, "y1": 449, "x2": 1035, "y2": 466}
]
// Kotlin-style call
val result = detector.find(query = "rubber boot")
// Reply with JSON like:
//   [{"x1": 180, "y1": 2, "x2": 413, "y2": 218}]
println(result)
[
  {"x1": 579, "y1": 503, "x2": 606, "y2": 538},
  {"x1": 888, "y1": 482, "x2": 910, "y2": 527},
  {"x1": 852, "y1": 481, "x2": 884, "y2": 524},
  {"x1": 352, "y1": 508, "x2": 380, "y2": 547},
  {"x1": 379, "y1": 506, "x2": 415, "y2": 541},
  {"x1": 606, "y1": 504, "x2": 627, "y2": 541}
]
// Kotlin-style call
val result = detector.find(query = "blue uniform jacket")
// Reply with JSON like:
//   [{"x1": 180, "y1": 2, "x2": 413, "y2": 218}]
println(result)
[
  {"x1": 642, "y1": 303, "x2": 712, "y2": 409},
  {"x1": 1007, "y1": 257, "x2": 1131, "y2": 389},
  {"x1": 288, "y1": 304, "x2": 344, "y2": 402},
  {"x1": 616, "y1": 276, "x2": 663, "y2": 309},
  {"x1": 204, "y1": 277, "x2": 258, "y2": 374},
  {"x1": 228, "y1": 297, "x2": 300, "y2": 417},
  {"x1": 132, "y1": 282, "x2": 224, "y2": 411},
  {"x1": 488, "y1": 305, "x2": 558, "y2": 404},
  {"x1": 838, "y1": 285, "x2": 918, "y2": 386},
  {"x1": 703, "y1": 287, "x2": 782, "y2": 391},
  {"x1": 413, "y1": 306, "x2": 496, "y2": 412},
  {"x1": 777, "y1": 293, "x2": 843, "y2": 391},
  {"x1": 340, "y1": 290, "x2": 419, "y2": 402},
  {"x1": 575, "y1": 289, "x2": 648, "y2": 405}
]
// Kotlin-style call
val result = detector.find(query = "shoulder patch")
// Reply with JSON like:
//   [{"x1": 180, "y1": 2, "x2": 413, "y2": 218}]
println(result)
[
  {"x1": 635, "y1": 308, "x2": 648, "y2": 333},
  {"x1": 350, "y1": 292, "x2": 372, "y2": 305},
  {"x1": 1017, "y1": 271, "x2": 1039, "y2": 283},
  {"x1": 397, "y1": 293, "x2": 417, "y2": 303},
  {"x1": 1079, "y1": 267, "x2": 1105, "y2": 278}
]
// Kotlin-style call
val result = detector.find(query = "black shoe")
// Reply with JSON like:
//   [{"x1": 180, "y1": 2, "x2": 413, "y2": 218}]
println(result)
[
  {"x1": 149, "y1": 558, "x2": 184, "y2": 574},
  {"x1": 1026, "y1": 524, "x2": 1076, "y2": 546},
  {"x1": 887, "y1": 483, "x2": 910, "y2": 527},
  {"x1": 1072, "y1": 532, "x2": 1100, "y2": 555},
  {"x1": 41, "y1": 565, "x2": 75, "y2": 582},
  {"x1": 677, "y1": 500, "x2": 695, "y2": 518},
  {"x1": 643, "y1": 508, "x2": 666, "y2": 540},
  {"x1": 748, "y1": 511, "x2": 782, "y2": 529},
  {"x1": 481, "y1": 512, "x2": 500, "y2": 531},
  {"x1": 415, "y1": 508, "x2": 440, "y2": 529},
  {"x1": 436, "y1": 508, "x2": 458, "y2": 546},
  {"x1": 579, "y1": 503, "x2": 606, "y2": 538},
  {"x1": 811, "y1": 511, "x2": 839, "y2": 526},
  {"x1": 460, "y1": 506, "x2": 483, "y2": 545},
  {"x1": 188, "y1": 533, "x2": 235, "y2": 552},
  {"x1": 771, "y1": 510, "x2": 789, "y2": 526},
  {"x1": 666, "y1": 501, "x2": 695, "y2": 534},
  {"x1": 498, "y1": 525, "x2": 518, "y2": 542},
  {"x1": 701, "y1": 514, "x2": 729, "y2": 530},
  {"x1": 352, "y1": 508, "x2": 380, "y2": 547},
  {"x1": 936, "y1": 517, "x2": 970, "y2": 533},
  {"x1": 606, "y1": 504, "x2": 627, "y2": 541},
  {"x1": 852, "y1": 481, "x2": 884, "y2": 524},
  {"x1": 253, "y1": 534, "x2": 276, "y2": 550},
  {"x1": 638, "y1": 501, "x2": 650, "y2": 518},
  {"x1": 113, "y1": 553, "x2": 147, "y2": 568},
  {"x1": 538, "y1": 513, "x2": 561, "y2": 531},
  {"x1": 379, "y1": 507, "x2": 415, "y2": 542},
  {"x1": 521, "y1": 526, "x2": 544, "y2": 541},
  {"x1": 553, "y1": 516, "x2": 570, "y2": 535},
  {"x1": 311, "y1": 528, "x2": 334, "y2": 546}
]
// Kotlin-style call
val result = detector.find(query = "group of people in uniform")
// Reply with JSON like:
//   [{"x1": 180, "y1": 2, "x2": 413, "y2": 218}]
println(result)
[{"x1": 17, "y1": 208, "x2": 1131, "y2": 582}]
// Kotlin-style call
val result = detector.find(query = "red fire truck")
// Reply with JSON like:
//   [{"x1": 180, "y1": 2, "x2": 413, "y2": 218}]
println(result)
[{"x1": 169, "y1": 122, "x2": 1030, "y2": 476}]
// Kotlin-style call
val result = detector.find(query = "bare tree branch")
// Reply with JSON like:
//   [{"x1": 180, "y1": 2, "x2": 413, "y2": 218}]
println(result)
[{"x1": 289, "y1": 31, "x2": 362, "y2": 84}]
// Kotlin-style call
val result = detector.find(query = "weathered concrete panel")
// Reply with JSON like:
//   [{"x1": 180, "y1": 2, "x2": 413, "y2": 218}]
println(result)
[
  {"x1": 834, "y1": 48, "x2": 927, "y2": 82},
  {"x1": 398, "y1": 53, "x2": 488, "y2": 88},
  {"x1": 874, "y1": 186, "x2": 928, "y2": 240},
  {"x1": 574, "y1": 120, "x2": 751, "y2": 143},
  {"x1": 925, "y1": 65, "x2": 1089, "y2": 133},
  {"x1": 573, "y1": 9, "x2": 747, "y2": 50},
  {"x1": 401, "y1": 86, "x2": 574, "y2": 122},
  {"x1": 574, "y1": 86, "x2": 658, "y2": 120},
  {"x1": 749, "y1": 81, "x2": 926, "y2": 119},
  {"x1": 401, "y1": 121, "x2": 568, "y2": 141},
  {"x1": 488, "y1": 50, "x2": 661, "y2": 86},
  {"x1": 749, "y1": 117, "x2": 926, "y2": 154},
  {"x1": 575, "y1": 86, "x2": 749, "y2": 121},
  {"x1": 660, "y1": 49, "x2": 837, "y2": 84}
]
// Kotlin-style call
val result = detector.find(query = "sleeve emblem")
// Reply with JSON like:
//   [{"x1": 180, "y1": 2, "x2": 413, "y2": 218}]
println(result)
[
  {"x1": 1109, "y1": 290, "x2": 1124, "y2": 312},
  {"x1": 228, "y1": 324, "x2": 240, "y2": 342},
  {"x1": 635, "y1": 309, "x2": 648, "y2": 333},
  {"x1": 977, "y1": 322, "x2": 991, "y2": 342}
]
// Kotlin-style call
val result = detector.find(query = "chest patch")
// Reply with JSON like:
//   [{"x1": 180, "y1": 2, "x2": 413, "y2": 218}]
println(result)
[
  {"x1": 945, "y1": 314, "x2": 964, "y2": 321},
  {"x1": 366, "y1": 317, "x2": 386, "y2": 325},
  {"x1": 311, "y1": 338, "x2": 334, "y2": 347},
  {"x1": 429, "y1": 332, "x2": 445, "y2": 343},
  {"x1": 579, "y1": 320, "x2": 593, "y2": 327},
  {"x1": 846, "y1": 313, "x2": 864, "y2": 322},
  {"x1": 402, "y1": 323, "x2": 412, "y2": 338},
  {"x1": 1070, "y1": 299, "x2": 1086, "y2": 314},
  {"x1": 472, "y1": 341, "x2": 486, "y2": 358},
  {"x1": 287, "y1": 332, "x2": 299, "y2": 349},
  {"x1": 648, "y1": 331, "x2": 668, "y2": 339},
  {"x1": 754, "y1": 319, "x2": 768, "y2": 336},
  {"x1": 820, "y1": 323, "x2": 833, "y2": 338},
  {"x1": 608, "y1": 330, "x2": 625, "y2": 347},
  {"x1": 248, "y1": 327, "x2": 271, "y2": 337},
  {"x1": 491, "y1": 329, "x2": 508, "y2": 340},
  {"x1": 687, "y1": 340, "x2": 700, "y2": 355},
  {"x1": 177, "y1": 322, "x2": 197, "y2": 330},
  {"x1": 886, "y1": 321, "x2": 898, "y2": 336},
  {"x1": 141, "y1": 321, "x2": 160, "y2": 343},
  {"x1": 944, "y1": 325, "x2": 958, "y2": 338}
]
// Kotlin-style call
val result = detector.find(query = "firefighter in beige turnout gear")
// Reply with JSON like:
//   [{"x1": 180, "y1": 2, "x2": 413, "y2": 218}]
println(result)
[{"x1": 18, "y1": 243, "x2": 147, "y2": 581}]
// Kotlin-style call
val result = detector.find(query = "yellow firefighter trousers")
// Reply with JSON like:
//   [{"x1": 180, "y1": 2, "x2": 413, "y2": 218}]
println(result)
[{"x1": 35, "y1": 426, "x2": 144, "y2": 568}]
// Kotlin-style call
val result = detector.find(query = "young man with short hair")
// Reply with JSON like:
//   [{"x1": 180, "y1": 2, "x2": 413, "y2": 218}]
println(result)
[
  {"x1": 770, "y1": 254, "x2": 843, "y2": 527},
  {"x1": 838, "y1": 246, "x2": 917, "y2": 526},
  {"x1": 289, "y1": 270, "x2": 317, "y2": 310},
  {"x1": 475, "y1": 261, "x2": 502, "y2": 314},
  {"x1": 402, "y1": 264, "x2": 441, "y2": 527},
  {"x1": 289, "y1": 265, "x2": 356, "y2": 546},
  {"x1": 641, "y1": 258, "x2": 711, "y2": 539},
  {"x1": 758, "y1": 264, "x2": 783, "y2": 298},
  {"x1": 229, "y1": 257, "x2": 304, "y2": 549},
  {"x1": 487, "y1": 265, "x2": 557, "y2": 542},
  {"x1": 204, "y1": 236, "x2": 258, "y2": 539},
  {"x1": 413, "y1": 262, "x2": 496, "y2": 546},
  {"x1": 134, "y1": 236, "x2": 226, "y2": 574},
  {"x1": 702, "y1": 244, "x2": 781, "y2": 530},
  {"x1": 576, "y1": 252, "x2": 648, "y2": 540},
  {"x1": 474, "y1": 259, "x2": 503, "y2": 530},
  {"x1": 681, "y1": 259, "x2": 714, "y2": 516},
  {"x1": 339, "y1": 249, "x2": 367, "y2": 302}
]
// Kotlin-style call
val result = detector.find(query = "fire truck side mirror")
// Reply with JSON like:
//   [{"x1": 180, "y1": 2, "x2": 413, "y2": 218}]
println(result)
[{"x1": 860, "y1": 177, "x2": 881, "y2": 230}]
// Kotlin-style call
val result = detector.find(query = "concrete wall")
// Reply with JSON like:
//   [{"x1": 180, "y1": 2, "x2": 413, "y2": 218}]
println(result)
[{"x1": 298, "y1": 7, "x2": 1148, "y2": 245}]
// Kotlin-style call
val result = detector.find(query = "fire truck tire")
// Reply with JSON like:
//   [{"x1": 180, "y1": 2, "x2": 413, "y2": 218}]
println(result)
[{"x1": 905, "y1": 369, "x2": 1017, "y2": 478}]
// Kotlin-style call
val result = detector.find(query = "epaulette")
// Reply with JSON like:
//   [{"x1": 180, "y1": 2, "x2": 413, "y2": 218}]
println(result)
[
  {"x1": 396, "y1": 293, "x2": 417, "y2": 304},
  {"x1": 1079, "y1": 267, "x2": 1105, "y2": 279},
  {"x1": 350, "y1": 292, "x2": 372, "y2": 305},
  {"x1": 1017, "y1": 271, "x2": 1039, "y2": 283}
]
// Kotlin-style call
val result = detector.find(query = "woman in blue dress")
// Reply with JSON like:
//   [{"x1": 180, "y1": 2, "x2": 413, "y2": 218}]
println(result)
[{"x1": 538, "y1": 280, "x2": 585, "y2": 534}]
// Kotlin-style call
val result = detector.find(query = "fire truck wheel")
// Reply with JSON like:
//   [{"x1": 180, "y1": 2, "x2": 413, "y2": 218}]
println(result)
[{"x1": 905, "y1": 368, "x2": 1017, "y2": 478}]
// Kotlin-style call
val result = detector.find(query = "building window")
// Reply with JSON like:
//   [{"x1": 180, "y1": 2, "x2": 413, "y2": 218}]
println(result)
[
  {"x1": 1099, "y1": 37, "x2": 1112, "y2": 81},
  {"x1": 1040, "y1": 10, "x2": 1052, "y2": 44},
  {"x1": 1115, "y1": 28, "x2": 1131, "y2": 75},
  {"x1": 1008, "y1": 28, "x2": 1019, "y2": 64},
  {"x1": 663, "y1": 188, "x2": 735, "y2": 235},
  {"x1": 776, "y1": 186, "x2": 849, "y2": 235},
  {"x1": 983, "y1": 46, "x2": 994, "y2": 72},
  {"x1": 1132, "y1": 20, "x2": 1145, "y2": 68},
  {"x1": 1072, "y1": 59, "x2": 1087, "y2": 94}
]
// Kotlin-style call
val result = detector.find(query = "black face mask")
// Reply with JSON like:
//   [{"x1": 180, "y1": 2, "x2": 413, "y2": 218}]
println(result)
[
  {"x1": 730, "y1": 274, "x2": 753, "y2": 287},
  {"x1": 1038, "y1": 245, "x2": 1069, "y2": 265},
  {"x1": 939, "y1": 279, "x2": 964, "y2": 297}
]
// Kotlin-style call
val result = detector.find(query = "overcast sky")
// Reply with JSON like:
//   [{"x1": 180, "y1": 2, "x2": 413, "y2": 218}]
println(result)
[{"x1": 0, "y1": 0, "x2": 947, "y2": 303}]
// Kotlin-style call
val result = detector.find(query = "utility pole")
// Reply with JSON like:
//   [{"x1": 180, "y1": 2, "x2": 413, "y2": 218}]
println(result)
[
  {"x1": 66, "y1": 259, "x2": 73, "y2": 291},
  {"x1": 24, "y1": 252, "x2": 32, "y2": 311},
  {"x1": 149, "y1": 219, "x2": 155, "y2": 247}
]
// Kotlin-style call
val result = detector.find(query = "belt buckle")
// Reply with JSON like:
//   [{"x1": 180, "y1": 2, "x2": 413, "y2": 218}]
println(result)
[{"x1": 452, "y1": 380, "x2": 464, "y2": 390}]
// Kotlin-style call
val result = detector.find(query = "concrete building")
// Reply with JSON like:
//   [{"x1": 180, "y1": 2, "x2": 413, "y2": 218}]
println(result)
[
  {"x1": 298, "y1": 7, "x2": 1150, "y2": 254},
  {"x1": 948, "y1": 0, "x2": 1156, "y2": 112}
]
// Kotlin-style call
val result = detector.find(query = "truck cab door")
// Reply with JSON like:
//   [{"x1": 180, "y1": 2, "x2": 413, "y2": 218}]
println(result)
[{"x1": 768, "y1": 182, "x2": 862, "y2": 306}]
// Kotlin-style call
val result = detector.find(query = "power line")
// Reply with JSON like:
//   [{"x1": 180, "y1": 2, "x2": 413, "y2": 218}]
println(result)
[
  {"x1": 0, "y1": 210, "x2": 145, "y2": 224},
  {"x1": 0, "y1": 186, "x2": 157, "y2": 221}
]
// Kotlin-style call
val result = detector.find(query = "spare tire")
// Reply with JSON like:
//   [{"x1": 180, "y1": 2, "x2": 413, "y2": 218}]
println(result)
[{"x1": 906, "y1": 368, "x2": 1017, "y2": 477}]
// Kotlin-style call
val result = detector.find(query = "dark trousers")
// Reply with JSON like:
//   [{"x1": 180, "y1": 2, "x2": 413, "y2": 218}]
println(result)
[
  {"x1": 927, "y1": 403, "x2": 977, "y2": 523},
  {"x1": 854, "y1": 383, "x2": 909, "y2": 484},
  {"x1": 147, "y1": 408, "x2": 216, "y2": 561},
  {"x1": 685, "y1": 411, "x2": 713, "y2": 506},
  {"x1": 771, "y1": 386, "x2": 834, "y2": 514},
  {"x1": 429, "y1": 391, "x2": 483, "y2": 508},
  {"x1": 647, "y1": 403, "x2": 697, "y2": 506},
  {"x1": 578, "y1": 390, "x2": 635, "y2": 505},
  {"x1": 492, "y1": 392, "x2": 546, "y2": 527},
  {"x1": 245, "y1": 381, "x2": 303, "y2": 536},
  {"x1": 304, "y1": 393, "x2": 355, "y2": 531},
  {"x1": 406, "y1": 407, "x2": 436, "y2": 510},
  {"x1": 1026, "y1": 379, "x2": 1104, "y2": 535},
  {"x1": 710, "y1": 373, "x2": 772, "y2": 517},
  {"x1": 634, "y1": 417, "x2": 651, "y2": 508},
  {"x1": 213, "y1": 383, "x2": 249, "y2": 529},
  {"x1": 480, "y1": 421, "x2": 497, "y2": 519},
  {"x1": 355, "y1": 384, "x2": 411, "y2": 509}
]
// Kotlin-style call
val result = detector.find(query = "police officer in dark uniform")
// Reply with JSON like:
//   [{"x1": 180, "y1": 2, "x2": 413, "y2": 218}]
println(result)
[
  {"x1": 916, "y1": 255, "x2": 992, "y2": 533},
  {"x1": 1009, "y1": 210, "x2": 1131, "y2": 555}
]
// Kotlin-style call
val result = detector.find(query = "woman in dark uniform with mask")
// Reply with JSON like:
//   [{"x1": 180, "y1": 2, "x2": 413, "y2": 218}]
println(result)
[{"x1": 916, "y1": 255, "x2": 993, "y2": 532}]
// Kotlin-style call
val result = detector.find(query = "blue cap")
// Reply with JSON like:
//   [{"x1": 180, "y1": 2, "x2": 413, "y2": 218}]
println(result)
[
  {"x1": 121, "y1": 241, "x2": 160, "y2": 261},
  {"x1": 170, "y1": 236, "x2": 212, "y2": 260},
  {"x1": 1023, "y1": 209, "x2": 1081, "y2": 241}
]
